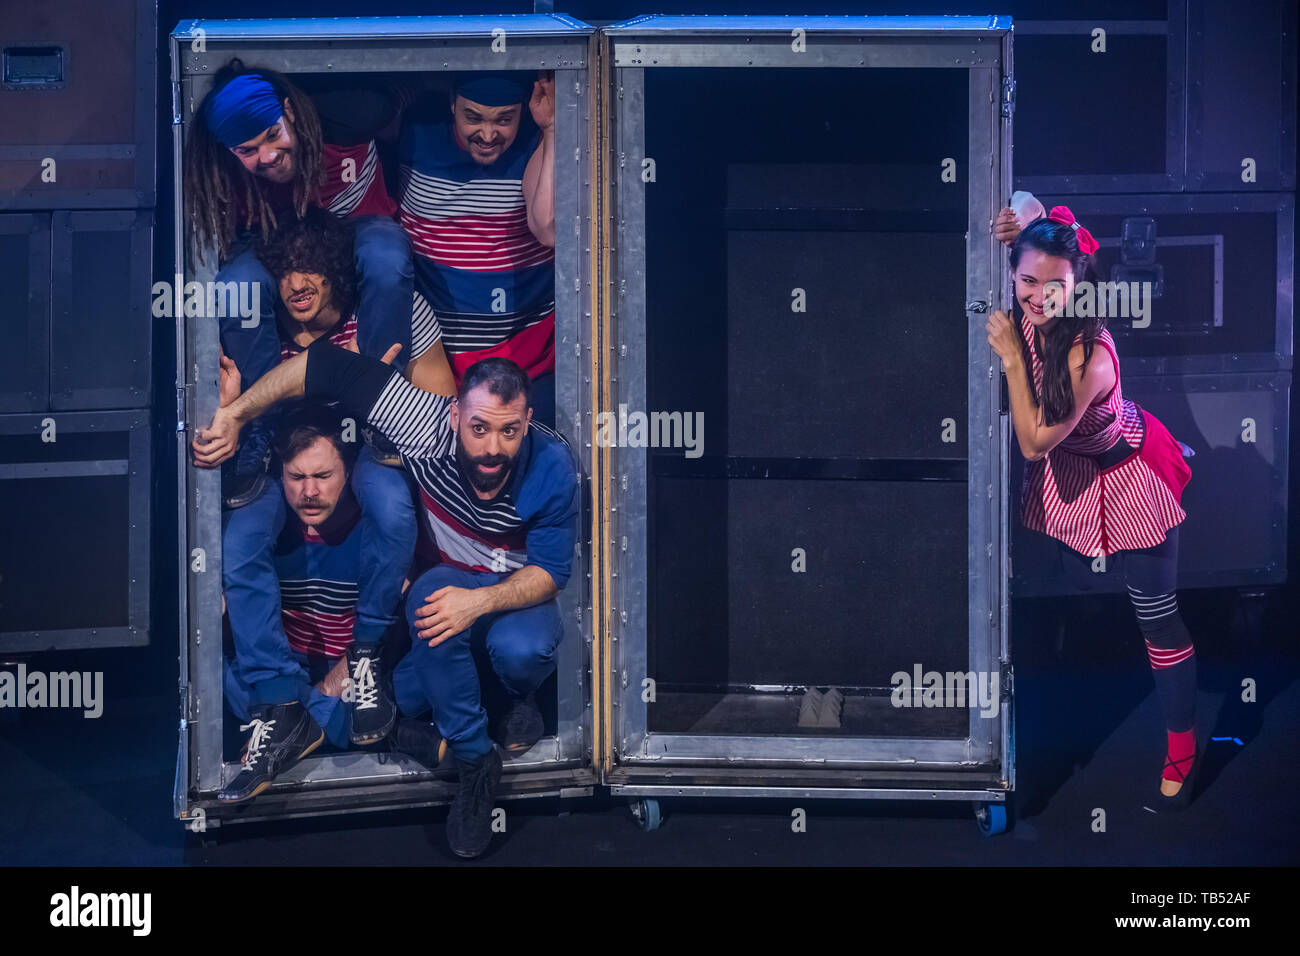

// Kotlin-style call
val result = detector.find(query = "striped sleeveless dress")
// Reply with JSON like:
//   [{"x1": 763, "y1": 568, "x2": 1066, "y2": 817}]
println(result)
[{"x1": 1019, "y1": 313, "x2": 1191, "y2": 557}]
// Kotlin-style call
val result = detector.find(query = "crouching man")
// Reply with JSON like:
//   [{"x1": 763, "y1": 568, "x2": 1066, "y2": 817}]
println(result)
[
  {"x1": 194, "y1": 344, "x2": 578, "y2": 858},
  {"x1": 219, "y1": 404, "x2": 442, "y2": 802}
]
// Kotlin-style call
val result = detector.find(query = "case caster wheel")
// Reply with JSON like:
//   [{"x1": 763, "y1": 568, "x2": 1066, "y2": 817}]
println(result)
[
  {"x1": 629, "y1": 797, "x2": 662, "y2": 832},
  {"x1": 974, "y1": 801, "x2": 1009, "y2": 837}
]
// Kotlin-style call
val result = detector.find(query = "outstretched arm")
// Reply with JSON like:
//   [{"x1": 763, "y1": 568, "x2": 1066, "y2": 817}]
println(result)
[{"x1": 190, "y1": 342, "x2": 402, "y2": 467}]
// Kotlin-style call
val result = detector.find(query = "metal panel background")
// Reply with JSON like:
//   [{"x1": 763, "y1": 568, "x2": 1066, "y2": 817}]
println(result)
[
  {"x1": 50, "y1": 209, "x2": 153, "y2": 411},
  {"x1": 171, "y1": 18, "x2": 596, "y2": 813},
  {"x1": 0, "y1": 0, "x2": 157, "y2": 210},
  {"x1": 607, "y1": 18, "x2": 1012, "y2": 781},
  {"x1": 1186, "y1": 0, "x2": 1297, "y2": 191},
  {"x1": 1049, "y1": 193, "x2": 1294, "y2": 374},
  {"x1": 1013, "y1": 5, "x2": 1187, "y2": 194},
  {"x1": 0, "y1": 410, "x2": 151, "y2": 651},
  {"x1": 0, "y1": 214, "x2": 51, "y2": 413}
]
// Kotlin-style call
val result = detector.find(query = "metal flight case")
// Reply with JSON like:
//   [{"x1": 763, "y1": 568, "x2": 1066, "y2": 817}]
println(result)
[
  {"x1": 170, "y1": 15, "x2": 598, "y2": 831},
  {"x1": 595, "y1": 15, "x2": 1017, "y2": 834}
]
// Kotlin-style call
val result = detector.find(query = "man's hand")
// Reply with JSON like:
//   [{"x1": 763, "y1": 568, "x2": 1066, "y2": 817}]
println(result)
[
  {"x1": 986, "y1": 309, "x2": 1023, "y2": 370},
  {"x1": 413, "y1": 585, "x2": 490, "y2": 647},
  {"x1": 316, "y1": 656, "x2": 351, "y2": 698},
  {"x1": 218, "y1": 347, "x2": 242, "y2": 407},
  {"x1": 994, "y1": 206, "x2": 1021, "y2": 246},
  {"x1": 191, "y1": 405, "x2": 243, "y2": 468},
  {"x1": 529, "y1": 71, "x2": 555, "y2": 131}
]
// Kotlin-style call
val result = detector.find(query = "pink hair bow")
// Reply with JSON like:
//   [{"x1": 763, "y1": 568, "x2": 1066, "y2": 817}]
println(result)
[{"x1": 1047, "y1": 205, "x2": 1100, "y2": 255}]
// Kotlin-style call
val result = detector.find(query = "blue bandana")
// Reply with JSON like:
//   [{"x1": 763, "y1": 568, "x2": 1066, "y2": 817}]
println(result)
[
  {"x1": 207, "y1": 74, "x2": 284, "y2": 148},
  {"x1": 453, "y1": 71, "x2": 532, "y2": 107}
]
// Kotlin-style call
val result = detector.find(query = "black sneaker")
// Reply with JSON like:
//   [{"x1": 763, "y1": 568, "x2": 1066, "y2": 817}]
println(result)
[
  {"x1": 387, "y1": 718, "x2": 448, "y2": 769},
  {"x1": 493, "y1": 692, "x2": 543, "y2": 758},
  {"x1": 346, "y1": 642, "x2": 397, "y2": 745},
  {"x1": 218, "y1": 702, "x2": 324, "y2": 804},
  {"x1": 446, "y1": 748, "x2": 503, "y2": 859},
  {"x1": 221, "y1": 415, "x2": 274, "y2": 509}
]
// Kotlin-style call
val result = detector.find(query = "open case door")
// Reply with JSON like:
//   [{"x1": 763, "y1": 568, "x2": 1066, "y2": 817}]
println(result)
[
  {"x1": 171, "y1": 15, "x2": 600, "y2": 830},
  {"x1": 597, "y1": 15, "x2": 1016, "y2": 828}
]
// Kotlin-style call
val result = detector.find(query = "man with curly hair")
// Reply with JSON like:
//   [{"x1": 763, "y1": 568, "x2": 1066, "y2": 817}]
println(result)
[{"x1": 212, "y1": 211, "x2": 451, "y2": 750}]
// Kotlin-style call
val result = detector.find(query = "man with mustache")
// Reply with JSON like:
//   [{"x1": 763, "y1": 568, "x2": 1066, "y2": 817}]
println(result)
[
  {"x1": 397, "y1": 70, "x2": 560, "y2": 426},
  {"x1": 193, "y1": 335, "x2": 579, "y2": 860},
  {"x1": 219, "y1": 403, "x2": 447, "y2": 804},
  {"x1": 185, "y1": 60, "x2": 428, "y2": 507}
]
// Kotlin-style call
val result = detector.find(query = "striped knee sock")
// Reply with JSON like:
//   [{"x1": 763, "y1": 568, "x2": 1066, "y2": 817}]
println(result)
[{"x1": 1129, "y1": 586, "x2": 1197, "y2": 779}]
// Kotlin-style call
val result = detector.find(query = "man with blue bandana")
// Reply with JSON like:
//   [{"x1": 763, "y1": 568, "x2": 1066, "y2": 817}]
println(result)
[{"x1": 185, "y1": 61, "x2": 452, "y2": 507}]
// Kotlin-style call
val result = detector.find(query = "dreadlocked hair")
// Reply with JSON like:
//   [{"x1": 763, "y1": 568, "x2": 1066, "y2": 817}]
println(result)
[
  {"x1": 1008, "y1": 217, "x2": 1105, "y2": 427},
  {"x1": 256, "y1": 208, "x2": 358, "y2": 321},
  {"x1": 183, "y1": 59, "x2": 325, "y2": 266}
]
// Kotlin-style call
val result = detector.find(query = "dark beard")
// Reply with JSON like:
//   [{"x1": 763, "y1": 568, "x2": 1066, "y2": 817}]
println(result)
[{"x1": 457, "y1": 442, "x2": 513, "y2": 493}]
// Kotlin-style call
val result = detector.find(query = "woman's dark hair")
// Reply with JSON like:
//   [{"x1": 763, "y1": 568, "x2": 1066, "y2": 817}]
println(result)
[
  {"x1": 255, "y1": 207, "x2": 357, "y2": 321},
  {"x1": 272, "y1": 402, "x2": 360, "y2": 476},
  {"x1": 183, "y1": 58, "x2": 324, "y2": 265},
  {"x1": 1008, "y1": 216, "x2": 1105, "y2": 426}
]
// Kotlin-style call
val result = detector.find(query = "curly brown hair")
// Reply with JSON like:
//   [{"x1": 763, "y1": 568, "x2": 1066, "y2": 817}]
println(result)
[
  {"x1": 255, "y1": 208, "x2": 357, "y2": 320},
  {"x1": 183, "y1": 59, "x2": 324, "y2": 265}
]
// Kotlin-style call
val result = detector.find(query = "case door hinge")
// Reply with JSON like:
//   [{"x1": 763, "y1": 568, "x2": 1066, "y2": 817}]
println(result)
[
  {"x1": 172, "y1": 81, "x2": 182, "y2": 126},
  {"x1": 176, "y1": 385, "x2": 188, "y2": 433},
  {"x1": 1000, "y1": 77, "x2": 1016, "y2": 118}
]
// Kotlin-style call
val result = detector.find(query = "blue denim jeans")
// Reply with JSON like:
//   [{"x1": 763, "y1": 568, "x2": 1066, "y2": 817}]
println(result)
[
  {"x1": 221, "y1": 444, "x2": 417, "y2": 706},
  {"x1": 392, "y1": 565, "x2": 563, "y2": 762}
]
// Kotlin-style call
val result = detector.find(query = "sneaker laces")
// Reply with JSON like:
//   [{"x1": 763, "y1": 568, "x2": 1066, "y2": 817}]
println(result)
[
  {"x1": 350, "y1": 655, "x2": 379, "y2": 711},
  {"x1": 239, "y1": 718, "x2": 275, "y2": 770}
]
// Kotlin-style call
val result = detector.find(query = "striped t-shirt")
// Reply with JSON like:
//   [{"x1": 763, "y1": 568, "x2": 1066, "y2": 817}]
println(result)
[
  {"x1": 278, "y1": 303, "x2": 441, "y2": 366},
  {"x1": 273, "y1": 503, "x2": 363, "y2": 659},
  {"x1": 398, "y1": 116, "x2": 555, "y2": 383},
  {"x1": 1018, "y1": 314, "x2": 1187, "y2": 557},
  {"x1": 302, "y1": 339, "x2": 579, "y2": 588}
]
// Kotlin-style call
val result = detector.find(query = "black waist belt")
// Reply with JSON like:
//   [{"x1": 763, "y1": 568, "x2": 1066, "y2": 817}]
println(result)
[{"x1": 1095, "y1": 435, "x2": 1137, "y2": 470}]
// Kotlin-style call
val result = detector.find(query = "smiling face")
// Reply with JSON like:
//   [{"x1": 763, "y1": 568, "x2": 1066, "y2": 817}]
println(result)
[
  {"x1": 281, "y1": 435, "x2": 349, "y2": 527},
  {"x1": 1013, "y1": 247, "x2": 1077, "y2": 330},
  {"x1": 451, "y1": 95, "x2": 522, "y2": 166},
  {"x1": 450, "y1": 383, "x2": 531, "y2": 496},
  {"x1": 228, "y1": 99, "x2": 297, "y2": 183}
]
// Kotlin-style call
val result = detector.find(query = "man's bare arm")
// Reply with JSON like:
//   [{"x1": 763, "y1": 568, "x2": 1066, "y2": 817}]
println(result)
[
  {"x1": 191, "y1": 343, "x2": 402, "y2": 467},
  {"x1": 412, "y1": 565, "x2": 559, "y2": 646},
  {"x1": 522, "y1": 73, "x2": 555, "y2": 248},
  {"x1": 477, "y1": 564, "x2": 558, "y2": 615},
  {"x1": 190, "y1": 350, "x2": 309, "y2": 467}
]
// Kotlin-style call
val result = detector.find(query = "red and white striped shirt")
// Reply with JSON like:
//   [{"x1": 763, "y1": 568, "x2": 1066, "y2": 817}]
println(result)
[{"x1": 1019, "y1": 315, "x2": 1188, "y2": 557}]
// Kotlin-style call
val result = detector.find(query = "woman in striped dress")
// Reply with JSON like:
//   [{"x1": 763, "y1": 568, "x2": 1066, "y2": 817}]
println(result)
[{"x1": 985, "y1": 207, "x2": 1198, "y2": 809}]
